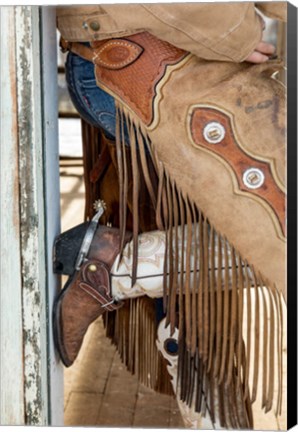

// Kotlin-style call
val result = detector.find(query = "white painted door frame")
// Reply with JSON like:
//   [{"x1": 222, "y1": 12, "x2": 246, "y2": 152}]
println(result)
[{"x1": 0, "y1": 6, "x2": 63, "y2": 426}]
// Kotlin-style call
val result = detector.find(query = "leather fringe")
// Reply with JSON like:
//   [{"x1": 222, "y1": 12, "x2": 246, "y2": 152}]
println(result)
[
  {"x1": 103, "y1": 298, "x2": 174, "y2": 396},
  {"x1": 81, "y1": 119, "x2": 103, "y2": 221},
  {"x1": 112, "y1": 102, "x2": 285, "y2": 428},
  {"x1": 81, "y1": 118, "x2": 173, "y2": 396}
]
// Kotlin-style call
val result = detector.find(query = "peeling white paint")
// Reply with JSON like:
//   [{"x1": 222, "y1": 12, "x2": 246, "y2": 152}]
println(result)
[
  {"x1": 15, "y1": 6, "x2": 49, "y2": 425},
  {"x1": 0, "y1": 7, "x2": 25, "y2": 425},
  {"x1": 1, "y1": 6, "x2": 62, "y2": 426}
]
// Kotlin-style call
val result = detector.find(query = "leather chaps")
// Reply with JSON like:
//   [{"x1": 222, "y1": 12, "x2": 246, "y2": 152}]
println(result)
[{"x1": 61, "y1": 31, "x2": 286, "y2": 429}]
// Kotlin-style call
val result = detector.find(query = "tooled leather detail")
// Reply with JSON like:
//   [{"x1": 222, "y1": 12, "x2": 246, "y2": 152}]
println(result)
[
  {"x1": 190, "y1": 107, "x2": 286, "y2": 237},
  {"x1": 92, "y1": 32, "x2": 188, "y2": 126},
  {"x1": 92, "y1": 39, "x2": 144, "y2": 70},
  {"x1": 79, "y1": 259, "x2": 123, "y2": 311}
]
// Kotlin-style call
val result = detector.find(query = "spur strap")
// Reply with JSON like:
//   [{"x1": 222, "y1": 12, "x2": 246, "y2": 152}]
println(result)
[{"x1": 78, "y1": 259, "x2": 123, "y2": 312}]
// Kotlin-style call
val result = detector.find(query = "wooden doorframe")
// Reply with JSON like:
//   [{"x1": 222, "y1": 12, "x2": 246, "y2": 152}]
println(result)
[{"x1": 0, "y1": 6, "x2": 63, "y2": 426}]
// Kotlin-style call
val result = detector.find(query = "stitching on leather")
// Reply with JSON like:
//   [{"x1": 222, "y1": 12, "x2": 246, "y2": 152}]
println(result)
[
  {"x1": 97, "y1": 51, "x2": 187, "y2": 123},
  {"x1": 189, "y1": 106, "x2": 285, "y2": 239},
  {"x1": 93, "y1": 33, "x2": 188, "y2": 124},
  {"x1": 79, "y1": 282, "x2": 107, "y2": 303},
  {"x1": 94, "y1": 40, "x2": 141, "y2": 68}
]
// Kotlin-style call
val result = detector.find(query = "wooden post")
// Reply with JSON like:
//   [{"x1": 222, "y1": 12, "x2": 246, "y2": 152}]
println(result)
[
  {"x1": 0, "y1": 6, "x2": 63, "y2": 425},
  {"x1": 0, "y1": 7, "x2": 25, "y2": 424}
]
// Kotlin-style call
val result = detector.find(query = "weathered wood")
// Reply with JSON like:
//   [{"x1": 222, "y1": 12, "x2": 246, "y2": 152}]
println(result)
[
  {"x1": 15, "y1": 7, "x2": 49, "y2": 424},
  {"x1": 0, "y1": 7, "x2": 25, "y2": 425},
  {"x1": 1, "y1": 6, "x2": 63, "y2": 425}
]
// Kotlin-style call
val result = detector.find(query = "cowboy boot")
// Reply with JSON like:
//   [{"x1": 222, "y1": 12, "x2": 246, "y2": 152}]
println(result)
[{"x1": 53, "y1": 223, "x2": 132, "y2": 367}]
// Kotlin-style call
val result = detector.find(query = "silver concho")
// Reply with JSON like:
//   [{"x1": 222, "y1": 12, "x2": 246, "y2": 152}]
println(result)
[
  {"x1": 243, "y1": 168, "x2": 265, "y2": 189},
  {"x1": 203, "y1": 122, "x2": 225, "y2": 144}
]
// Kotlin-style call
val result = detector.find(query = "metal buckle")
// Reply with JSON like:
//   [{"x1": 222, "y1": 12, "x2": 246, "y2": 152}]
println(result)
[{"x1": 101, "y1": 299, "x2": 116, "y2": 309}]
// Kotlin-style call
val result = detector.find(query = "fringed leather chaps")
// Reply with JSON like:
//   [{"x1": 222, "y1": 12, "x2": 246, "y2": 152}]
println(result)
[{"x1": 75, "y1": 31, "x2": 286, "y2": 429}]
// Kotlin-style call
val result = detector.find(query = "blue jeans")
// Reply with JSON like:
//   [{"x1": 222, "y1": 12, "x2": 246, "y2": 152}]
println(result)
[{"x1": 65, "y1": 51, "x2": 118, "y2": 140}]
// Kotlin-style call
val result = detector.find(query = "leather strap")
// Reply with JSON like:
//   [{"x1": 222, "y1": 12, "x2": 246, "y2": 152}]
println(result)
[
  {"x1": 60, "y1": 37, "x2": 95, "y2": 63},
  {"x1": 78, "y1": 259, "x2": 123, "y2": 311}
]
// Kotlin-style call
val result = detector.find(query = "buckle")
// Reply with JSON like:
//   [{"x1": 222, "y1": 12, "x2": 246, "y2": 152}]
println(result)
[
  {"x1": 101, "y1": 298, "x2": 117, "y2": 309},
  {"x1": 101, "y1": 297, "x2": 123, "y2": 311}
]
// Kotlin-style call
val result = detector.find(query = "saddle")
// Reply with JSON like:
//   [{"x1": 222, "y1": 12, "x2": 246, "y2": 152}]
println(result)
[{"x1": 58, "y1": 31, "x2": 286, "y2": 428}]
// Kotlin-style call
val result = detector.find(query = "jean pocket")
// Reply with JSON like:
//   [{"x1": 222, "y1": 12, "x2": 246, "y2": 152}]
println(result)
[{"x1": 80, "y1": 78, "x2": 98, "y2": 89}]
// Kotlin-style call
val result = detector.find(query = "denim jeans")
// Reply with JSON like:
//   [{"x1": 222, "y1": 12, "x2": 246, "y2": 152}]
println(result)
[{"x1": 65, "y1": 51, "x2": 118, "y2": 140}]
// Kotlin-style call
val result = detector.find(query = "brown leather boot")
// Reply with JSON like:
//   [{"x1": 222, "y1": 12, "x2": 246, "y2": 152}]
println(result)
[{"x1": 53, "y1": 225, "x2": 131, "y2": 367}]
